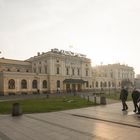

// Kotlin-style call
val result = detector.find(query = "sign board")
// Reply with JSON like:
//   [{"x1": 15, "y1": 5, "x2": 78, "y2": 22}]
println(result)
[{"x1": 51, "y1": 48, "x2": 86, "y2": 58}]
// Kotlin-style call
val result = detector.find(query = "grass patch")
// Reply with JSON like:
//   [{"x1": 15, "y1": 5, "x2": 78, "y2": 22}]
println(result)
[{"x1": 0, "y1": 96, "x2": 95, "y2": 114}]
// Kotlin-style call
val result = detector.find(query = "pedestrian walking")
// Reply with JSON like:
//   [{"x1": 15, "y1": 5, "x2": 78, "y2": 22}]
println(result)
[
  {"x1": 131, "y1": 88, "x2": 139, "y2": 113},
  {"x1": 120, "y1": 87, "x2": 128, "y2": 111},
  {"x1": 137, "y1": 94, "x2": 140, "y2": 114}
]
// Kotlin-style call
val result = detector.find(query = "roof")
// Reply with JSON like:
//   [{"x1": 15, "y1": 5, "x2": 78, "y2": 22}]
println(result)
[{"x1": 0, "y1": 58, "x2": 31, "y2": 65}]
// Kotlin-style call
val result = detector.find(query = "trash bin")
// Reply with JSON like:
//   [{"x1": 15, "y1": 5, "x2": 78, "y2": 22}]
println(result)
[
  {"x1": 12, "y1": 103, "x2": 22, "y2": 116},
  {"x1": 100, "y1": 96, "x2": 106, "y2": 105}
]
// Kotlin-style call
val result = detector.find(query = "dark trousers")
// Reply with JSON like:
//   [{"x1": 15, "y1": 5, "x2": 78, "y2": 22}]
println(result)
[
  {"x1": 132, "y1": 100, "x2": 139, "y2": 111},
  {"x1": 122, "y1": 100, "x2": 128, "y2": 110}
]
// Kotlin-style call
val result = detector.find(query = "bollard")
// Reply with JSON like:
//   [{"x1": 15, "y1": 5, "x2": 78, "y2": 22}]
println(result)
[
  {"x1": 100, "y1": 96, "x2": 106, "y2": 105},
  {"x1": 12, "y1": 103, "x2": 22, "y2": 116},
  {"x1": 46, "y1": 94, "x2": 49, "y2": 98}
]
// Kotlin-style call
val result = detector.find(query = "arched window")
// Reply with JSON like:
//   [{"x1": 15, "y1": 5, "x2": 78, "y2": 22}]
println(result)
[
  {"x1": 43, "y1": 80, "x2": 47, "y2": 88},
  {"x1": 32, "y1": 80, "x2": 37, "y2": 89},
  {"x1": 21, "y1": 79, "x2": 27, "y2": 89},
  {"x1": 8, "y1": 79, "x2": 15, "y2": 89}
]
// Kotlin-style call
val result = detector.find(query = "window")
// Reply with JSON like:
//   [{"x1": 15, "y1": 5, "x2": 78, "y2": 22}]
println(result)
[
  {"x1": 72, "y1": 68, "x2": 75, "y2": 75},
  {"x1": 39, "y1": 67, "x2": 41, "y2": 73},
  {"x1": 57, "y1": 80, "x2": 60, "y2": 88},
  {"x1": 33, "y1": 68, "x2": 36, "y2": 73},
  {"x1": 32, "y1": 80, "x2": 37, "y2": 89},
  {"x1": 92, "y1": 82, "x2": 94, "y2": 88},
  {"x1": 100, "y1": 81, "x2": 103, "y2": 87},
  {"x1": 77, "y1": 68, "x2": 80, "y2": 75},
  {"x1": 8, "y1": 79, "x2": 15, "y2": 89},
  {"x1": 66, "y1": 67, "x2": 69, "y2": 75},
  {"x1": 45, "y1": 66, "x2": 47, "y2": 74},
  {"x1": 104, "y1": 82, "x2": 107, "y2": 87},
  {"x1": 86, "y1": 69, "x2": 88, "y2": 76},
  {"x1": 21, "y1": 79, "x2": 27, "y2": 89},
  {"x1": 57, "y1": 67, "x2": 59, "y2": 74},
  {"x1": 43, "y1": 80, "x2": 47, "y2": 88},
  {"x1": 96, "y1": 82, "x2": 98, "y2": 87},
  {"x1": 86, "y1": 81, "x2": 89, "y2": 87},
  {"x1": 119, "y1": 82, "x2": 121, "y2": 87},
  {"x1": 108, "y1": 81, "x2": 111, "y2": 87},
  {"x1": 110, "y1": 70, "x2": 113, "y2": 78},
  {"x1": 112, "y1": 82, "x2": 114, "y2": 87}
]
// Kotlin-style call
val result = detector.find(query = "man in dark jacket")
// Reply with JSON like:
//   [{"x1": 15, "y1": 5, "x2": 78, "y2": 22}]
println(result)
[
  {"x1": 120, "y1": 87, "x2": 128, "y2": 111},
  {"x1": 132, "y1": 88, "x2": 139, "y2": 113},
  {"x1": 136, "y1": 93, "x2": 140, "y2": 114}
]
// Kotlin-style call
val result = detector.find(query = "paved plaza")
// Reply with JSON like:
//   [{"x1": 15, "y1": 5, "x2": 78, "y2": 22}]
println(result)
[{"x1": 0, "y1": 101, "x2": 140, "y2": 140}]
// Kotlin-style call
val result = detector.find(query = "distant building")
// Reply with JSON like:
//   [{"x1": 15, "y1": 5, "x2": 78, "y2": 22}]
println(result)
[
  {"x1": 92, "y1": 63, "x2": 135, "y2": 90},
  {"x1": 134, "y1": 74, "x2": 140, "y2": 88},
  {"x1": 0, "y1": 49, "x2": 92, "y2": 95}
]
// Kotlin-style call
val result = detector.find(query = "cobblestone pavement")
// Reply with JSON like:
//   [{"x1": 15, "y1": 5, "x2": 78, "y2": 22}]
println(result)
[{"x1": 0, "y1": 101, "x2": 140, "y2": 140}]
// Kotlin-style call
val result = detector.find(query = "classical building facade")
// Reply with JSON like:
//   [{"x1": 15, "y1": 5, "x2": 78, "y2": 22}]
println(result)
[
  {"x1": 92, "y1": 63, "x2": 135, "y2": 91},
  {"x1": 0, "y1": 49, "x2": 92, "y2": 95},
  {"x1": 0, "y1": 49, "x2": 135, "y2": 95}
]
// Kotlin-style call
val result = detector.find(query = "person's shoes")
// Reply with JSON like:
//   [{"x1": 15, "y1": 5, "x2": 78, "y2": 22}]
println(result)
[
  {"x1": 136, "y1": 112, "x2": 140, "y2": 114},
  {"x1": 126, "y1": 107, "x2": 128, "y2": 110},
  {"x1": 133, "y1": 109, "x2": 136, "y2": 112},
  {"x1": 122, "y1": 109, "x2": 126, "y2": 111}
]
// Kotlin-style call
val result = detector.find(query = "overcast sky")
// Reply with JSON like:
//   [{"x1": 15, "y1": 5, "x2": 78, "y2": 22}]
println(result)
[{"x1": 0, "y1": 0, "x2": 140, "y2": 74}]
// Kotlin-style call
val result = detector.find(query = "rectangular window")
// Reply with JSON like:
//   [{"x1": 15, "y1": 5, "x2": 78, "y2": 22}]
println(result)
[
  {"x1": 57, "y1": 67, "x2": 59, "y2": 74},
  {"x1": 72, "y1": 68, "x2": 75, "y2": 75},
  {"x1": 66, "y1": 67, "x2": 69, "y2": 75},
  {"x1": 39, "y1": 67, "x2": 41, "y2": 73},
  {"x1": 77, "y1": 68, "x2": 80, "y2": 75},
  {"x1": 57, "y1": 80, "x2": 60, "y2": 88},
  {"x1": 86, "y1": 69, "x2": 88, "y2": 76},
  {"x1": 45, "y1": 66, "x2": 47, "y2": 74},
  {"x1": 86, "y1": 81, "x2": 89, "y2": 87},
  {"x1": 34, "y1": 68, "x2": 36, "y2": 73}
]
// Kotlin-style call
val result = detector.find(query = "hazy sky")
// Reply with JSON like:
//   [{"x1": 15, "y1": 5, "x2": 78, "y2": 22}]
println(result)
[{"x1": 0, "y1": 0, "x2": 140, "y2": 74}]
